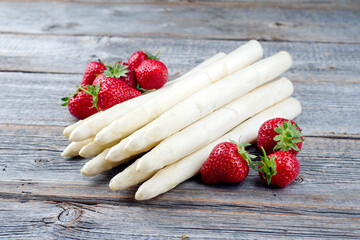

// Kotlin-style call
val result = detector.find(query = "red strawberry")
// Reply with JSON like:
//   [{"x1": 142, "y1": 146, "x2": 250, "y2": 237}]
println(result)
[
  {"x1": 80, "y1": 78, "x2": 141, "y2": 111},
  {"x1": 62, "y1": 88, "x2": 99, "y2": 119},
  {"x1": 136, "y1": 59, "x2": 168, "y2": 90},
  {"x1": 92, "y1": 73, "x2": 104, "y2": 86},
  {"x1": 98, "y1": 62, "x2": 136, "y2": 88},
  {"x1": 118, "y1": 61, "x2": 136, "y2": 88},
  {"x1": 127, "y1": 51, "x2": 148, "y2": 69},
  {"x1": 200, "y1": 141, "x2": 254, "y2": 184},
  {"x1": 81, "y1": 60, "x2": 106, "y2": 86},
  {"x1": 128, "y1": 51, "x2": 161, "y2": 69},
  {"x1": 257, "y1": 118, "x2": 304, "y2": 156},
  {"x1": 256, "y1": 148, "x2": 300, "y2": 188}
]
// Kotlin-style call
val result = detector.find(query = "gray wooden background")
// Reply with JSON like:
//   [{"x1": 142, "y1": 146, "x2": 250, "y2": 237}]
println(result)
[{"x1": 1, "y1": 0, "x2": 359, "y2": 239}]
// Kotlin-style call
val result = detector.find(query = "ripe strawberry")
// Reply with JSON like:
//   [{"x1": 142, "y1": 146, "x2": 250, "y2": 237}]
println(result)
[
  {"x1": 95, "y1": 62, "x2": 136, "y2": 88},
  {"x1": 127, "y1": 51, "x2": 148, "y2": 69},
  {"x1": 92, "y1": 73, "x2": 104, "y2": 86},
  {"x1": 257, "y1": 118, "x2": 304, "y2": 156},
  {"x1": 62, "y1": 88, "x2": 99, "y2": 119},
  {"x1": 136, "y1": 59, "x2": 168, "y2": 90},
  {"x1": 200, "y1": 141, "x2": 255, "y2": 184},
  {"x1": 256, "y1": 148, "x2": 300, "y2": 188},
  {"x1": 80, "y1": 78, "x2": 141, "y2": 111},
  {"x1": 118, "y1": 61, "x2": 136, "y2": 88},
  {"x1": 127, "y1": 51, "x2": 160, "y2": 69},
  {"x1": 81, "y1": 60, "x2": 106, "y2": 86}
]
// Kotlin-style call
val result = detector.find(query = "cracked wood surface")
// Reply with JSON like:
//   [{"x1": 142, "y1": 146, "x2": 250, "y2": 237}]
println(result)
[{"x1": 1, "y1": 0, "x2": 359, "y2": 239}]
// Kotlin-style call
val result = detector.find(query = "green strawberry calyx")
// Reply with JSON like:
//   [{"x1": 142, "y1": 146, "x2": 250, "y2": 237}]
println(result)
[
  {"x1": 145, "y1": 51, "x2": 160, "y2": 60},
  {"x1": 255, "y1": 147, "x2": 277, "y2": 185},
  {"x1": 78, "y1": 82, "x2": 101, "y2": 111},
  {"x1": 273, "y1": 120, "x2": 304, "y2": 152},
  {"x1": 230, "y1": 138, "x2": 257, "y2": 170},
  {"x1": 61, "y1": 88, "x2": 79, "y2": 106},
  {"x1": 103, "y1": 62, "x2": 129, "y2": 78}
]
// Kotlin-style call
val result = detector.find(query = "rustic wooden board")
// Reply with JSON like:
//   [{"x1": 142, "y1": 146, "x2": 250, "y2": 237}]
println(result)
[
  {"x1": 1, "y1": 134, "x2": 360, "y2": 238},
  {"x1": 2, "y1": 129, "x2": 360, "y2": 198},
  {"x1": 39, "y1": 0, "x2": 359, "y2": 8},
  {"x1": 1, "y1": 98, "x2": 360, "y2": 237},
  {"x1": 1, "y1": 0, "x2": 359, "y2": 238},
  {"x1": 0, "y1": 34, "x2": 360, "y2": 78},
  {"x1": 1, "y1": 69, "x2": 359, "y2": 134},
  {"x1": 0, "y1": 34, "x2": 358, "y2": 81},
  {"x1": 0, "y1": 1, "x2": 359, "y2": 43},
  {"x1": 1, "y1": 198, "x2": 359, "y2": 240}
]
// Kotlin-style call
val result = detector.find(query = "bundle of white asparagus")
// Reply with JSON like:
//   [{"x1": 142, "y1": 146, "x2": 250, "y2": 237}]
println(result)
[{"x1": 62, "y1": 40, "x2": 302, "y2": 200}]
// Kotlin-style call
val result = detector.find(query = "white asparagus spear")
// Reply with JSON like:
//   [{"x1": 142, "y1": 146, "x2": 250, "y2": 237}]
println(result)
[
  {"x1": 110, "y1": 98, "x2": 301, "y2": 195},
  {"x1": 80, "y1": 149, "x2": 139, "y2": 177},
  {"x1": 125, "y1": 51, "x2": 292, "y2": 152},
  {"x1": 109, "y1": 159, "x2": 158, "y2": 191},
  {"x1": 68, "y1": 90, "x2": 159, "y2": 142},
  {"x1": 95, "y1": 40, "x2": 263, "y2": 145},
  {"x1": 109, "y1": 81, "x2": 292, "y2": 191},
  {"x1": 63, "y1": 106, "x2": 104, "y2": 138},
  {"x1": 106, "y1": 51, "x2": 291, "y2": 162},
  {"x1": 61, "y1": 138, "x2": 93, "y2": 157},
  {"x1": 81, "y1": 149, "x2": 115, "y2": 176},
  {"x1": 105, "y1": 138, "x2": 158, "y2": 164},
  {"x1": 181, "y1": 52, "x2": 227, "y2": 78},
  {"x1": 135, "y1": 97, "x2": 302, "y2": 200},
  {"x1": 84, "y1": 77, "x2": 292, "y2": 183},
  {"x1": 68, "y1": 52, "x2": 226, "y2": 142},
  {"x1": 79, "y1": 139, "x2": 120, "y2": 158},
  {"x1": 136, "y1": 77, "x2": 293, "y2": 172},
  {"x1": 63, "y1": 119, "x2": 84, "y2": 139}
]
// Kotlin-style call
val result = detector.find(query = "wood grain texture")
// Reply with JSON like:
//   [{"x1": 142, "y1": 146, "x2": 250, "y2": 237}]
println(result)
[
  {"x1": 0, "y1": 1, "x2": 359, "y2": 43},
  {"x1": 1, "y1": 123, "x2": 360, "y2": 203},
  {"x1": 1, "y1": 126, "x2": 360, "y2": 238},
  {"x1": 0, "y1": 0, "x2": 359, "y2": 238},
  {"x1": 9, "y1": 0, "x2": 360, "y2": 8},
  {"x1": 0, "y1": 34, "x2": 358, "y2": 79},
  {"x1": 1, "y1": 135, "x2": 360, "y2": 238},
  {"x1": 1, "y1": 198, "x2": 359, "y2": 240},
  {"x1": 1, "y1": 70, "x2": 359, "y2": 135}
]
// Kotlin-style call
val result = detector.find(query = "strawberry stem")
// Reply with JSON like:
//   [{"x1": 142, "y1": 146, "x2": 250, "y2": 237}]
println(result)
[
  {"x1": 273, "y1": 120, "x2": 304, "y2": 152},
  {"x1": 146, "y1": 51, "x2": 161, "y2": 60},
  {"x1": 255, "y1": 147, "x2": 277, "y2": 185},
  {"x1": 230, "y1": 138, "x2": 257, "y2": 170},
  {"x1": 136, "y1": 83, "x2": 156, "y2": 92},
  {"x1": 61, "y1": 88, "x2": 79, "y2": 106},
  {"x1": 78, "y1": 82, "x2": 101, "y2": 111}
]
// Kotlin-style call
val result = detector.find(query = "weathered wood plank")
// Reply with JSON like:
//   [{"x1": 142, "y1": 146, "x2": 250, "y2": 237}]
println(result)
[
  {"x1": 0, "y1": 70, "x2": 359, "y2": 137},
  {"x1": 0, "y1": 2, "x2": 359, "y2": 43},
  {"x1": 0, "y1": 34, "x2": 358, "y2": 80},
  {"x1": 0, "y1": 35, "x2": 359, "y2": 132},
  {"x1": 1, "y1": 122, "x2": 359, "y2": 206},
  {"x1": 12, "y1": 0, "x2": 360, "y2": 10},
  {"x1": 74, "y1": 0, "x2": 360, "y2": 10},
  {"x1": 0, "y1": 1, "x2": 358, "y2": 239},
  {"x1": 0, "y1": 198, "x2": 359, "y2": 240}
]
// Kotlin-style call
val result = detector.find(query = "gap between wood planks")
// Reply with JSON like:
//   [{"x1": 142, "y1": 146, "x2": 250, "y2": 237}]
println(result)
[
  {"x1": 0, "y1": 31, "x2": 358, "y2": 45},
  {"x1": 2, "y1": 188, "x2": 360, "y2": 218},
  {"x1": 0, "y1": 69, "x2": 79, "y2": 75},
  {"x1": 1, "y1": 198, "x2": 359, "y2": 239}
]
